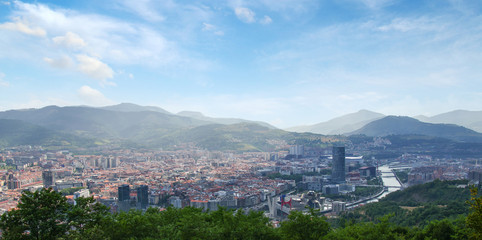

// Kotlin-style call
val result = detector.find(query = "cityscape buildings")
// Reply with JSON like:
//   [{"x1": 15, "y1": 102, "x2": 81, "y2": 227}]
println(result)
[{"x1": 0, "y1": 141, "x2": 478, "y2": 219}]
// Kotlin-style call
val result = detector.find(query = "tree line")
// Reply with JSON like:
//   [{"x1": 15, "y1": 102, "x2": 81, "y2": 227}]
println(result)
[{"x1": 0, "y1": 185, "x2": 480, "y2": 240}]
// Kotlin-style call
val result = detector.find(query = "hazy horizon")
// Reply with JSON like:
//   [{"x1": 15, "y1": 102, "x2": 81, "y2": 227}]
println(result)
[
  {"x1": 1, "y1": 0, "x2": 481, "y2": 128},
  {"x1": 2, "y1": 102, "x2": 481, "y2": 129}
]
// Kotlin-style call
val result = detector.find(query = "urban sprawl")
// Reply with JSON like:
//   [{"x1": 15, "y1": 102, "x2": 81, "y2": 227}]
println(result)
[{"x1": 0, "y1": 143, "x2": 480, "y2": 220}]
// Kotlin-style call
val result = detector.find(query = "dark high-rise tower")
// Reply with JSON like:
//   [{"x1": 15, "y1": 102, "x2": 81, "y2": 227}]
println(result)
[
  {"x1": 42, "y1": 171, "x2": 55, "y2": 188},
  {"x1": 118, "y1": 184, "x2": 130, "y2": 202},
  {"x1": 137, "y1": 185, "x2": 149, "y2": 209},
  {"x1": 331, "y1": 146, "x2": 345, "y2": 183}
]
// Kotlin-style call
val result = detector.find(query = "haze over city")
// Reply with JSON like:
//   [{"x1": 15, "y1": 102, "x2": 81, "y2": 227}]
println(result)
[{"x1": 1, "y1": 0, "x2": 481, "y2": 128}]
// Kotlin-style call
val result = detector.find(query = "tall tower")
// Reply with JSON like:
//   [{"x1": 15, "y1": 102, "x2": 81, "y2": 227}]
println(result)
[
  {"x1": 42, "y1": 171, "x2": 55, "y2": 188},
  {"x1": 331, "y1": 146, "x2": 346, "y2": 183},
  {"x1": 118, "y1": 184, "x2": 130, "y2": 202},
  {"x1": 137, "y1": 185, "x2": 149, "y2": 209}
]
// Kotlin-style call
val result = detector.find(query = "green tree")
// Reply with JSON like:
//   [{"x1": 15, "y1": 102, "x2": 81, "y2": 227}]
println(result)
[
  {"x1": 466, "y1": 187, "x2": 482, "y2": 240},
  {"x1": 207, "y1": 208, "x2": 280, "y2": 240},
  {"x1": 418, "y1": 219, "x2": 456, "y2": 240},
  {"x1": 67, "y1": 196, "x2": 110, "y2": 238},
  {"x1": 0, "y1": 188, "x2": 111, "y2": 240},
  {"x1": 279, "y1": 209, "x2": 331, "y2": 240},
  {"x1": 326, "y1": 215, "x2": 410, "y2": 240},
  {"x1": 0, "y1": 188, "x2": 70, "y2": 240}
]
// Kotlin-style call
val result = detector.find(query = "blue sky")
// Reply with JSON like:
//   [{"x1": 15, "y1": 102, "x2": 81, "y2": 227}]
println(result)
[{"x1": 0, "y1": 0, "x2": 481, "y2": 128}]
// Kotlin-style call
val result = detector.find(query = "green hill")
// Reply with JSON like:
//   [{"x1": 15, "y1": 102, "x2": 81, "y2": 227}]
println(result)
[
  {"x1": 349, "y1": 116, "x2": 482, "y2": 142},
  {"x1": 0, "y1": 105, "x2": 348, "y2": 150},
  {"x1": 0, "y1": 105, "x2": 210, "y2": 141},
  {"x1": 342, "y1": 180, "x2": 471, "y2": 227},
  {"x1": 129, "y1": 122, "x2": 344, "y2": 151},
  {"x1": 0, "y1": 119, "x2": 94, "y2": 147}
]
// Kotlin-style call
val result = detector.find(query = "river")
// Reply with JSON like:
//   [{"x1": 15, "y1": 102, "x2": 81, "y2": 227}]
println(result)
[{"x1": 370, "y1": 165, "x2": 402, "y2": 201}]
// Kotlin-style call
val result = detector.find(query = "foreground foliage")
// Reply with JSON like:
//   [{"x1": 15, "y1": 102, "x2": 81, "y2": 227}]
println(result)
[
  {"x1": 0, "y1": 184, "x2": 481, "y2": 240},
  {"x1": 0, "y1": 188, "x2": 108, "y2": 240}
]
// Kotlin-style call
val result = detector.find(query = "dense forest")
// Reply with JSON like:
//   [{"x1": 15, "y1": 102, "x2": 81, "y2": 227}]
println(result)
[{"x1": 0, "y1": 183, "x2": 481, "y2": 240}]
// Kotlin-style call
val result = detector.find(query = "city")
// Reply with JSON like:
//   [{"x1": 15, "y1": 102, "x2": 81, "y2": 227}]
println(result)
[{"x1": 1, "y1": 141, "x2": 479, "y2": 221}]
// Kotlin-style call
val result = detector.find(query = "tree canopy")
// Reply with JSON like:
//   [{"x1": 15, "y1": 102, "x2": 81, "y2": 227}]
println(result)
[{"x1": 0, "y1": 183, "x2": 481, "y2": 240}]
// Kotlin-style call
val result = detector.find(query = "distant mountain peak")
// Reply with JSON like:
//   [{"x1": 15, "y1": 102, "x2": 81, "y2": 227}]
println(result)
[{"x1": 357, "y1": 109, "x2": 377, "y2": 113}]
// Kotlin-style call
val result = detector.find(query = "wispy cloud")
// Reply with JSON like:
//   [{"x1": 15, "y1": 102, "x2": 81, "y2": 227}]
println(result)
[
  {"x1": 0, "y1": 18, "x2": 46, "y2": 36},
  {"x1": 202, "y1": 22, "x2": 224, "y2": 35},
  {"x1": 52, "y1": 32, "x2": 86, "y2": 49},
  {"x1": 376, "y1": 17, "x2": 444, "y2": 32},
  {"x1": 0, "y1": 1, "x2": 216, "y2": 87},
  {"x1": 119, "y1": 0, "x2": 166, "y2": 22},
  {"x1": 0, "y1": 72, "x2": 9, "y2": 87},
  {"x1": 260, "y1": 15, "x2": 272, "y2": 25},
  {"x1": 258, "y1": 12, "x2": 482, "y2": 88},
  {"x1": 43, "y1": 56, "x2": 74, "y2": 69},
  {"x1": 4, "y1": 1, "x2": 204, "y2": 67},
  {"x1": 76, "y1": 55, "x2": 115, "y2": 86},
  {"x1": 77, "y1": 85, "x2": 114, "y2": 106}
]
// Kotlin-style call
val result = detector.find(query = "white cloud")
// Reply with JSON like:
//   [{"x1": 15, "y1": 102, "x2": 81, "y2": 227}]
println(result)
[
  {"x1": 76, "y1": 55, "x2": 115, "y2": 86},
  {"x1": 77, "y1": 85, "x2": 114, "y2": 106},
  {"x1": 43, "y1": 56, "x2": 73, "y2": 69},
  {"x1": 202, "y1": 22, "x2": 224, "y2": 36},
  {"x1": 9, "y1": 1, "x2": 183, "y2": 67},
  {"x1": 119, "y1": 0, "x2": 166, "y2": 22},
  {"x1": 0, "y1": 72, "x2": 9, "y2": 87},
  {"x1": 202, "y1": 22, "x2": 215, "y2": 31},
  {"x1": 52, "y1": 32, "x2": 86, "y2": 49},
  {"x1": 235, "y1": 7, "x2": 256, "y2": 23},
  {"x1": 260, "y1": 15, "x2": 272, "y2": 25},
  {"x1": 377, "y1": 17, "x2": 442, "y2": 32},
  {"x1": 0, "y1": 18, "x2": 46, "y2": 37}
]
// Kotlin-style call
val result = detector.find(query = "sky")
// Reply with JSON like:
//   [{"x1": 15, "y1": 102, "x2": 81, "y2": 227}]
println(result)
[{"x1": 0, "y1": 0, "x2": 481, "y2": 128}]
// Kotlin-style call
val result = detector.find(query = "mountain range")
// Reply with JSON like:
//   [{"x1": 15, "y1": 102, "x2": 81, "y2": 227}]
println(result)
[
  {"x1": 1, "y1": 103, "x2": 482, "y2": 150},
  {"x1": 414, "y1": 110, "x2": 482, "y2": 133},
  {"x1": 0, "y1": 119, "x2": 93, "y2": 147},
  {"x1": 287, "y1": 109, "x2": 482, "y2": 135},
  {"x1": 349, "y1": 116, "x2": 482, "y2": 143},
  {"x1": 286, "y1": 110, "x2": 385, "y2": 135},
  {"x1": 0, "y1": 104, "x2": 301, "y2": 150}
]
